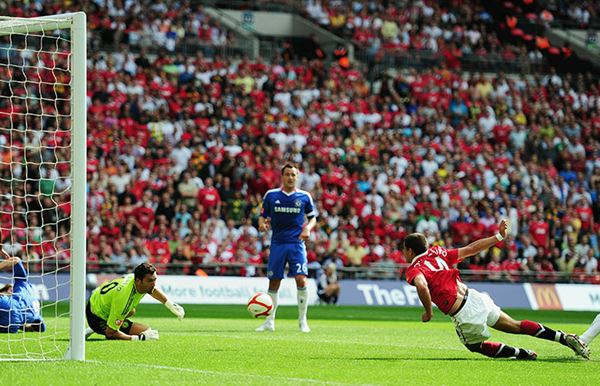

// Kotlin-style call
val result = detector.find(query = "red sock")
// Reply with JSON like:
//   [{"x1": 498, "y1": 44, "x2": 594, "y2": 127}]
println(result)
[
  {"x1": 479, "y1": 341, "x2": 519, "y2": 358},
  {"x1": 480, "y1": 341, "x2": 502, "y2": 356},
  {"x1": 520, "y1": 320, "x2": 541, "y2": 335},
  {"x1": 521, "y1": 320, "x2": 565, "y2": 343}
]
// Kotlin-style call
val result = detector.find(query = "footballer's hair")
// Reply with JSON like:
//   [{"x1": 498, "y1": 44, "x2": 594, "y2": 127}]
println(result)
[
  {"x1": 281, "y1": 162, "x2": 298, "y2": 175},
  {"x1": 402, "y1": 233, "x2": 429, "y2": 255},
  {"x1": 0, "y1": 283, "x2": 12, "y2": 295},
  {"x1": 134, "y1": 262, "x2": 157, "y2": 280}
]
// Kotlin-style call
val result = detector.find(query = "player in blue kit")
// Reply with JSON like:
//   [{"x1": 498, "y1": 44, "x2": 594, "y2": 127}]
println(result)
[
  {"x1": 0, "y1": 249, "x2": 46, "y2": 333},
  {"x1": 256, "y1": 163, "x2": 318, "y2": 333}
]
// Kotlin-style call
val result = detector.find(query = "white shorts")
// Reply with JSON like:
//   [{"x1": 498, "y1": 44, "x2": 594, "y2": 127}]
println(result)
[{"x1": 451, "y1": 288, "x2": 502, "y2": 345}]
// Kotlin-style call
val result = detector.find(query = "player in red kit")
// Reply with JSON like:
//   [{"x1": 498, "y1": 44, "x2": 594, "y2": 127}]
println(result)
[{"x1": 404, "y1": 219, "x2": 590, "y2": 360}]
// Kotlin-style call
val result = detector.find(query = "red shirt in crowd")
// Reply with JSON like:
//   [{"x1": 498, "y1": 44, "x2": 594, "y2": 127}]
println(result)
[
  {"x1": 529, "y1": 220, "x2": 549, "y2": 248},
  {"x1": 486, "y1": 260, "x2": 503, "y2": 279},
  {"x1": 134, "y1": 206, "x2": 155, "y2": 233},
  {"x1": 501, "y1": 258, "x2": 522, "y2": 281},
  {"x1": 450, "y1": 221, "x2": 472, "y2": 244},
  {"x1": 576, "y1": 205, "x2": 593, "y2": 231},
  {"x1": 470, "y1": 221, "x2": 486, "y2": 241},
  {"x1": 197, "y1": 186, "x2": 221, "y2": 210}
]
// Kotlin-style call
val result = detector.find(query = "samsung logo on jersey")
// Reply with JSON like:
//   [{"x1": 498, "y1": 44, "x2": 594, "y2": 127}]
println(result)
[{"x1": 274, "y1": 206, "x2": 301, "y2": 214}]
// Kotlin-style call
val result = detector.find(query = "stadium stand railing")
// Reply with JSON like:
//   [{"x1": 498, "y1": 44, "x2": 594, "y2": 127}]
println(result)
[
  {"x1": 77, "y1": 260, "x2": 600, "y2": 285},
  {"x1": 355, "y1": 47, "x2": 551, "y2": 74}
]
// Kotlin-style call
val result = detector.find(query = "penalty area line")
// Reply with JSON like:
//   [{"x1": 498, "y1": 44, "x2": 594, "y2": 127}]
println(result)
[{"x1": 89, "y1": 360, "x2": 364, "y2": 385}]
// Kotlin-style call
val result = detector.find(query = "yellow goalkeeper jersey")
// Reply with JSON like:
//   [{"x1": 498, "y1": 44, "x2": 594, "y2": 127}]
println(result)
[{"x1": 89, "y1": 274, "x2": 146, "y2": 331}]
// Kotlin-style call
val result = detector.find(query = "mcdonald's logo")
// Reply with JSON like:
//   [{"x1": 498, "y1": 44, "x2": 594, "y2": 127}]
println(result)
[{"x1": 531, "y1": 284, "x2": 562, "y2": 310}]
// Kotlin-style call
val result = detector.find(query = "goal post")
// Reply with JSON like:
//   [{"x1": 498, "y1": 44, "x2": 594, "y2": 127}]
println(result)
[
  {"x1": 0, "y1": 12, "x2": 86, "y2": 361},
  {"x1": 68, "y1": 11, "x2": 87, "y2": 362}
]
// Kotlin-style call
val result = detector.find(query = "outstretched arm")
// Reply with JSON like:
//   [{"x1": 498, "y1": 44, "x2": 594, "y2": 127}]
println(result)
[
  {"x1": 457, "y1": 219, "x2": 509, "y2": 262},
  {"x1": 151, "y1": 286, "x2": 185, "y2": 321},
  {"x1": 0, "y1": 249, "x2": 19, "y2": 271},
  {"x1": 0, "y1": 249, "x2": 27, "y2": 280},
  {"x1": 0, "y1": 257, "x2": 20, "y2": 272},
  {"x1": 413, "y1": 274, "x2": 433, "y2": 322},
  {"x1": 150, "y1": 286, "x2": 168, "y2": 303}
]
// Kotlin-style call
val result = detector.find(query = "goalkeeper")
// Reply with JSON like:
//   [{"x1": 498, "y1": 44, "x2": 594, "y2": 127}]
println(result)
[
  {"x1": 85, "y1": 262, "x2": 185, "y2": 341},
  {"x1": 0, "y1": 249, "x2": 46, "y2": 333}
]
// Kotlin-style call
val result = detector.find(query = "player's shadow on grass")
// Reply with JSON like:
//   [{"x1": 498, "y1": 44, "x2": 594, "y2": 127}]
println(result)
[
  {"x1": 52, "y1": 338, "x2": 113, "y2": 343},
  {"x1": 352, "y1": 357, "x2": 484, "y2": 361},
  {"x1": 168, "y1": 329, "x2": 245, "y2": 333},
  {"x1": 535, "y1": 357, "x2": 588, "y2": 363},
  {"x1": 352, "y1": 357, "x2": 585, "y2": 363}
]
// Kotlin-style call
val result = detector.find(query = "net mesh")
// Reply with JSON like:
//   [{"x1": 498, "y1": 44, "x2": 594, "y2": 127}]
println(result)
[{"x1": 0, "y1": 17, "x2": 73, "y2": 360}]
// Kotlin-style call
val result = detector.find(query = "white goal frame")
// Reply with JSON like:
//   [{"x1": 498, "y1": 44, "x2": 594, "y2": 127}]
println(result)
[{"x1": 0, "y1": 12, "x2": 86, "y2": 361}]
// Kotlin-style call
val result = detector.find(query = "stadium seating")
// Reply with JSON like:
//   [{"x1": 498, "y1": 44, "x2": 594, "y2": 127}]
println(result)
[
  {"x1": 0, "y1": 1, "x2": 598, "y2": 284},
  {"x1": 83, "y1": 47, "x2": 600, "y2": 283}
]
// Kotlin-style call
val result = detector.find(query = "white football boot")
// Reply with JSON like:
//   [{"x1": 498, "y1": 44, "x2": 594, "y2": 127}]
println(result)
[
  {"x1": 299, "y1": 319, "x2": 310, "y2": 333},
  {"x1": 255, "y1": 318, "x2": 275, "y2": 332},
  {"x1": 565, "y1": 334, "x2": 590, "y2": 359}
]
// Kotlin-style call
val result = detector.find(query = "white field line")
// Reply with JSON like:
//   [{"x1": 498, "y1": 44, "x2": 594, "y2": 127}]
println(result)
[{"x1": 88, "y1": 360, "x2": 373, "y2": 386}]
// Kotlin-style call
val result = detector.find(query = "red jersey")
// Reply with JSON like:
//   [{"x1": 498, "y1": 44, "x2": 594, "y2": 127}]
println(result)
[
  {"x1": 529, "y1": 220, "x2": 549, "y2": 248},
  {"x1": 576, "y1": 206, "x2": 593, "y2": 230},
  {"x1": 197, "y1": 186, "x2": 221, "y2": 210},
  {"x1": 406, "y1": 246, "x2": 461, "y2": 314}
]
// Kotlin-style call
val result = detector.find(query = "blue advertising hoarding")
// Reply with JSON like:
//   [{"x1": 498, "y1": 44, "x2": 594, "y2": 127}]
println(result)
[
  {"x1": 338, "y1": 280, "x2": 532, "y2": 309},
  {"x1": 0, "y1": 272, "x2": 71, "y2": 302}
]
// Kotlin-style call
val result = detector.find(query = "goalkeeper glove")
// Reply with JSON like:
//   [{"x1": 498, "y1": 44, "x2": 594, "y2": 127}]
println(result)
[
  {"x1": 133, "y1": 328, "x2": 159, "y2": 341},
  {"x1": 165, "y1": 300, "x2": 185, "y2": 321}
]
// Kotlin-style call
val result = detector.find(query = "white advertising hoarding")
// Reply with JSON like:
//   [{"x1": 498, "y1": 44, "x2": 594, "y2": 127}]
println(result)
[
  {"x1": 139, "y1": 276, "x2": 319, "y2": 305},
  {"x1": 555, "y1": 284, "x2": 600, "y2": 311}
]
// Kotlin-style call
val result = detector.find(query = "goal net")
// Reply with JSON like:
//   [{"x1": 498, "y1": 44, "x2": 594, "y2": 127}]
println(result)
[{"x1": 0, "y1": 13, "x2": 86, "y2": 361}]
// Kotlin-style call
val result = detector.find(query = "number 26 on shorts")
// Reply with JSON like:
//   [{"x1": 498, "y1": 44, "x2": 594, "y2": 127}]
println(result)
[{"x1": 295, "y1": 263, "x2": 308, "y2": 275}]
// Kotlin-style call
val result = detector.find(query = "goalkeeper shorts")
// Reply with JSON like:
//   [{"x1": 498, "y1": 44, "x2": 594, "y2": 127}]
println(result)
[{"x1": 86, "y1": 302, "x2": 133, "y2": 335}]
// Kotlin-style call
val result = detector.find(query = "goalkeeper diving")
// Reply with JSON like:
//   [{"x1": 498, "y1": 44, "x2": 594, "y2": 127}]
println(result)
[
  {"x1": 0, "y1": 249, "x2": 46, "y2": 333},
  {"x1": 85, "y1": 262, "x2": 185, "y2": 341}
]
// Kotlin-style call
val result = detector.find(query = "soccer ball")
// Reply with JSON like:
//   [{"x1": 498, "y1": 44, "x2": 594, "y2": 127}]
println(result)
[{"x1": 247, "y1": 292, "x2": 273, "y2": 318}]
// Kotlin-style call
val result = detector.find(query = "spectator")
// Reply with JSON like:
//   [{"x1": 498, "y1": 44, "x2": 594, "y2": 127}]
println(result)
[
  {"x1": 346, "y1": 237, "x2": 368, "y2": 267},
  {"x1": 501, "y1": 250, "x2": 523, "y2": 282},
  {"x1": 369, "y1": 253, "x2": 398, "y2": 280},
  {"x1": 2, "y1": 3, "x2": 598, "y2": 286},
  {"x1": 415, "y1": 208, "x2": 439, "y2": 244},
  {"x1": 317, "y1": 263, "x2": 340, "y2": 305},
  {"x1": 486, "y1": 249, "x2": 503, "y2": 281}
]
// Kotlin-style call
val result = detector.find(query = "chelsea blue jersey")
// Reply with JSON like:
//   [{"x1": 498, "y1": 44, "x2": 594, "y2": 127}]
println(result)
[
  {"x1": 0, "y1": 262, "x2": 44, "y2": 333},
  {"x1": 261, "y1": 188, "x2": 317, "y2": 244}
]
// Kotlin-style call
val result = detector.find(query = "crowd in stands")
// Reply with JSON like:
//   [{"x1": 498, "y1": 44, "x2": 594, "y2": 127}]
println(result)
[
  {"x1": 545, "y1": 1, "x2": 599, "y2": 27},
  {"x1": 84, "y1": 49, "x2": 599, "y2": 283},
  {"x1": 304, "y1": 0, "x2": 591, "y2": 73},
  {"x1": 305, "y1": 0, "x2": 530, "y2": 66},
  {"x1": 0, "y1": 1, "x2": 598, "y2": 285},
  {"x1": 0, "y1": 0, "x2": 233, "y2": 52}
]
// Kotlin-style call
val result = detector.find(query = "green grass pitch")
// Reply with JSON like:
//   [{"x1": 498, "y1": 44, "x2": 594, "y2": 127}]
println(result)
[{"x1": 2, "y1": 305, "x2": 600, "y2": 385}]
